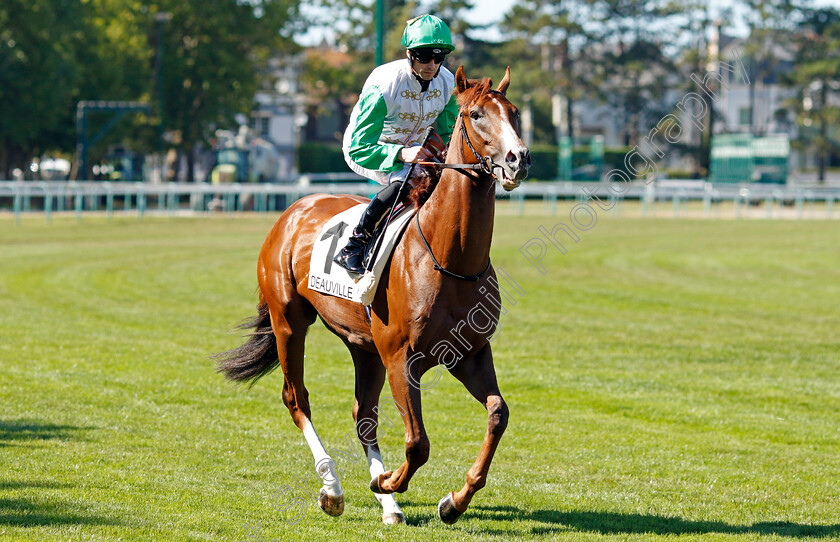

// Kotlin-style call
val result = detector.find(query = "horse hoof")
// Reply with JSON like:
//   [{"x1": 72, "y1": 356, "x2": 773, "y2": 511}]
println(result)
[
  {"x1": 369, "y1": 472, "x2": 394, "y2": 494},
  {"x1": 438, "y1": 492, "x2": 462, "y2": 524},
  {"x1": 382, "y1": 512, "x2": 405, "y2": 525},
  {"x1": 318, "y1": 489, "x2": 344, "y2": 517}
]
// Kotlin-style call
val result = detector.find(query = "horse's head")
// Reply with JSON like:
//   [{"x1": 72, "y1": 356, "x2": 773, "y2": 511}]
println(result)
[{"x1": 455, "y1": 66, "x2": 530, "y2": 191}]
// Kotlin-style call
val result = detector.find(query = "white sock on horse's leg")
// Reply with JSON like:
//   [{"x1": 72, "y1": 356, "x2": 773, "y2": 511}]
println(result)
[
  {"x1": 367, "y1": 448, "x2": 403, "y2": 518},
  {"x1": 302, "y1": 418, "x2": 343, "y2": 497}
]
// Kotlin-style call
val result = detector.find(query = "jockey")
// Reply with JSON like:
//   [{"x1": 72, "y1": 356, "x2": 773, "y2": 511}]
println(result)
[{"x1": 333, "y1": 14, "x2": 459, "y2": 275}]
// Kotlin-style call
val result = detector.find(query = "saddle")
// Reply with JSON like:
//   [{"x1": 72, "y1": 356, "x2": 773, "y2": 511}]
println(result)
[
  {"x1": 308, "y1": 204, "x2": 416, "y2": 305},
  {"x1": 359, "y1": 128, "x2": 447, "y2": 271}
]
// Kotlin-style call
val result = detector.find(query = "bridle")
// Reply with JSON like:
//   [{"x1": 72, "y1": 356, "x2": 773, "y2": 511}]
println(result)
[
  {"x1": 413, "y1": 107, "x2": 500, "y2": 282},
  {"x1": 456, "y1": 110, "x2": 503, "y2": 178},
  {"x1": 416, "y1": 109, "x2": 503, "y2": 181}
]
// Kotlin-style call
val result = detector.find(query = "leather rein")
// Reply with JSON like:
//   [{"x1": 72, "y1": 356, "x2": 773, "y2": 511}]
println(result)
[
  {"x1": 413, "y1": 110, "x2": 494, "y2": 282},
  {"x1": 415, "y1": 110, "x2": 502, "y2": 179}
]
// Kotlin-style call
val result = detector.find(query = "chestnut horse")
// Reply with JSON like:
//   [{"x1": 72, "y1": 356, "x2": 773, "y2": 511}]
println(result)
[{"x1": 216, "y1": 66, "x2": 530, "y2": 525}]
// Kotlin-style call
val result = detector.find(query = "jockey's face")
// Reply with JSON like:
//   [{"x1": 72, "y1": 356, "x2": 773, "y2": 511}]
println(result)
[{"x1": 407, "y1": 49, "x2": 443, "y2": 82}]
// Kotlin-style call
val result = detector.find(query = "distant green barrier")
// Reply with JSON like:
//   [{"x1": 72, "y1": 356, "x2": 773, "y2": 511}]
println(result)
[
  {"x1": 298, "y1": 143, "x2": 347, "y2": 173},
  {"x1": 297, "y1": 142, "x2": 639, "y2": 182},
  {"x1": 527, "y1": 145, "x2": 558, "y2": 180},
  {"x1": 527, "y1": 145, "x2": 633, "y2": 181}
]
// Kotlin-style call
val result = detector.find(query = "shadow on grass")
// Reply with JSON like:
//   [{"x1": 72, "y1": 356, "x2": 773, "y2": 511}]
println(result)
[
  {"x1": 471, "y1": 506, "x2": 840, "y2": 538},
  {"x1": 0, "y1": 421, "x2": 117, "y2": 527},
  {"x1": 0, "y1": 481, "x2": 72, "y2": 490},
  {"x1": 0, "y1": 419, "x2": 88, "y2": 447},
  {"x1": 0, "y1": 497, "x2": 121, "y2": 527}
]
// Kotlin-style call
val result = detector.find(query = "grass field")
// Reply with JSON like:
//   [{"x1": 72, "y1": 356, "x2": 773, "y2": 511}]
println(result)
[{"x1": 1, "y1": 206, "x2": 839, "y2": 541}]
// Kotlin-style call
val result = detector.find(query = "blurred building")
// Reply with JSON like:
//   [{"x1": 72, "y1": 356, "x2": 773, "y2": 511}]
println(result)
[
  {"x1": 564, "y1": 30, "x2": 809, "y2": 175},
  {"x1": 250, "y1": 54, "x2": 307, "y2": 179},
  {"x1": 712, "y1": 35, "x2": 796, "y2": 138}
]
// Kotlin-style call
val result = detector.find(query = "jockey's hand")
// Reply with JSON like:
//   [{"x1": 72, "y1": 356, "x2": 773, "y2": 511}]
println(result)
[{"x1": 399, "y1": 146, "x2": 434, "y2": 163}]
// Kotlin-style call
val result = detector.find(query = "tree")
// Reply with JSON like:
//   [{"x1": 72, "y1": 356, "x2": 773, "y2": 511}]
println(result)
[
  {"x1": 738, "y1": 0, "x2": 799, "y2": 136},
  {"x1": 0, "y1": 0, "x2": 85, "y2": 177},
  {"x1": 152, "y1": 0, "x2": 300, "y2": 181},
  {"x1": 785, "y1": 6, "x2": 840, "y2": 182},
  {"x1": 499, "y1": 0, "x2": 586, "y2": 144},
  {"x1": 0, "y1": 0, "x2": 154, "y2": 178},
  {"x1": 297, "y1": 0, "x2": 483, "y2": 145},
  {"x1": 583, "y1": 0, "x2": 680, "y2": 147},
  {"x1": 667, "y1": 0, "x2": 715, "y2": 176},
  {"x1": 73, "y1": 0, "x2": 157, "y2": 178}
]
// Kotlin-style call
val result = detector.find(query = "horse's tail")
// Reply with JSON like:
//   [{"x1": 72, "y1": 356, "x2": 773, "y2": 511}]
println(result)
[{"x1": 214, "y1": 299, "x2": 278, "y2": 386}]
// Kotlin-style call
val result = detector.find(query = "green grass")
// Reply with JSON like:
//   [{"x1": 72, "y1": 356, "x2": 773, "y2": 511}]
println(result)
[{"x1": 1, "y1": 208, "x2": 839, "y2": 541}]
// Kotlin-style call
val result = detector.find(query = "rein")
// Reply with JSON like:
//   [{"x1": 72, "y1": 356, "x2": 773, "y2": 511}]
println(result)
[
  {"x1": 415, "y1": 110, "x2": 501, "y2": 179},
  {"x1": 412, "y1": 109, "x2": 494, "y2": 282},
  {"x1": 414, "y1": 213, "x2": 491, "y2": 281}
]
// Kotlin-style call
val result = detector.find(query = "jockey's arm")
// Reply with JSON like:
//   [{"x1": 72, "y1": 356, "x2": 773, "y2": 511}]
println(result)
[
  {"x1": 435, "y1": 93, "x2": 459, "y2": 145},
  {"x1": 346, "y1": 86, "x2": 404, "y2": 173}
]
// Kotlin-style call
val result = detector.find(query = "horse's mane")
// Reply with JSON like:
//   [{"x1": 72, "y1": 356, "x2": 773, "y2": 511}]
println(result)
[
  {"x1": 407, "y1": 153, "x2": 446, "y2": 207},
  {"x1": 456, "y1": 78, "x2": 493, "y2": 108},
  {"x1": 407, "y1": 77, "x2": 494, "y2": 207}
]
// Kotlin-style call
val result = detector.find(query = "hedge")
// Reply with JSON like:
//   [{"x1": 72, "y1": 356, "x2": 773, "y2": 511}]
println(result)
[
  {"x1": 298, "y1": 142, "x2": 347, "y2": 173},
  {"x1": 298, "y1": 141, "x2": 639, "y2": 181}
]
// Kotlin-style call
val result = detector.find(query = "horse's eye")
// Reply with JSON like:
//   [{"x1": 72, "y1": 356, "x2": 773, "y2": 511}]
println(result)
[{"x1": 470, "y1": 110, "x2": 482, "y2": 120}]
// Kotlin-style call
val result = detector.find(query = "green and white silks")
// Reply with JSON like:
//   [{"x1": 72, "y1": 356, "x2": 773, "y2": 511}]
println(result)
[{"x1": 343, "y1": 58, "x2": 458, "y2": 185}]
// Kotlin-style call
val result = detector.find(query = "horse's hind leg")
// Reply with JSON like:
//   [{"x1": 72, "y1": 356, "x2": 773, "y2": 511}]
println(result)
[
  {"x1": 437, "y1": 344, "x2": 508, "y2": 524},
  {"x1": 348, "y1": 346, "x2": 405, "y2": 525},
  {"x1": 266, "y1": 293, "x2": 345, "y2": 516}
]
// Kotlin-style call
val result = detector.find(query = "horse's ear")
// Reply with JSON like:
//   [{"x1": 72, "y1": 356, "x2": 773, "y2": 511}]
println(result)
[
  {"x1": 456, "y1": 65, "x2": 469, "y2": 95},
  {"x1": 496, "y1": 66, "x2": 511, "y2": 95}
]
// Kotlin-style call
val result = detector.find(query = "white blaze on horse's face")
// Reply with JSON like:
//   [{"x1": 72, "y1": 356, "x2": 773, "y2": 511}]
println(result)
[{"x1": 470, "y1": 91, "x2": 530, "y2": 191}]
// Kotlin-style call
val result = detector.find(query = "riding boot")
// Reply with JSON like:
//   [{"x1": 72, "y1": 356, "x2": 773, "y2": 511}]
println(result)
[{"x1": 334, "y1": 181, "x2": 403, "y2": 274}]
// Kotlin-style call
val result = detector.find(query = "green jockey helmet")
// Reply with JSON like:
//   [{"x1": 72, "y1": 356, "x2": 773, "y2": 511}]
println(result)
[{"x1": 401, "y1": 14, "x2": 455, "y2": 52}]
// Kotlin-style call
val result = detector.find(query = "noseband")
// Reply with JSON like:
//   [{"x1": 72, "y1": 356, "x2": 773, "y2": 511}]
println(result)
[
  {"x1": 415, "y1": 108, "x2": 503, "y2": 181},
  {"x1": 458, "y1": 110, "x2": 502, "y2": 179}
]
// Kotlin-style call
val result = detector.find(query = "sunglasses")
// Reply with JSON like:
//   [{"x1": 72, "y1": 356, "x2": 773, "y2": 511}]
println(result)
[{"x1": 411, "y1": 50, "x2": 448, "y2": 64}]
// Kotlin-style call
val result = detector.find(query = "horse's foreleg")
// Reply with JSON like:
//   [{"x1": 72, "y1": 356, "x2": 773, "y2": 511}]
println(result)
[
  {"x1": 370, "y1": 352, "x2": 429, "y2": 495},
  {"x1": 349, "y1": 347, "x2": 405, "y2": 524},
  {"x1": 438, "y1": 344, "x2": 508, "y2": 524}
]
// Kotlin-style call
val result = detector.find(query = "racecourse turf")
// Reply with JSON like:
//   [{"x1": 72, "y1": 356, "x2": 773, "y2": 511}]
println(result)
[{"x1": 1, "y1": 205, "x2": 839, "y2": 541}]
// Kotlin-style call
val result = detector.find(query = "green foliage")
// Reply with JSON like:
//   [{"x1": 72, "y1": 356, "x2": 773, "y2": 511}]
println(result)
[
  {"x1": 517, "y1": 145, "x2": 637, "y2": 181},
  {"x1": 496, "y1": 1, "x2": 582, "y2": 143},
  {"x1": 582, "y1": 1, "x2": 679, "y2": 146},
  {"x1": 154, "y1": 0, "x2": 300, "y2": 156},
  {"x1": 0, "y1": 0, "x2": 299, "y2": 178},
  {"x1": 663, "y1": 169, "x2": 697, "y2": 179},
  {"x1": 0, "y1": 0, "x2": 154, "y2": 175},
  {"x1": 298, "y1": 0, "x2": 483, "y2": 132},
  {"x1": 297, "y1": 142, "x2": 347, "y2": 173},
  {"x1": 782, "y1": 5, "x2": 840, "y2": 181},
  {"x1": 604, "y1": 146, "x2": 633, "y2": 176},
  {"x1": 524, "y1": 144, "x2": 558, "y2": 180},
  {"x1": 0, "y1": 0, "x2": 85, "y2": 168},
  {"x1": 3, "y1": 0, "x2": 840, "y2": 179}
]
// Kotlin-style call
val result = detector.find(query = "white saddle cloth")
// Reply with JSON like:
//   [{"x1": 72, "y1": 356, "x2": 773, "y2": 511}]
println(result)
[{"x1": 307, "y1": 203, "x2": 416, "y2": 305}]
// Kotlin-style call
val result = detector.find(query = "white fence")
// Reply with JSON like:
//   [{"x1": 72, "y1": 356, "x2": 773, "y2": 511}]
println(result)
[{"x1": 2, "y1": 179, "x2": 839, "y2": 223}]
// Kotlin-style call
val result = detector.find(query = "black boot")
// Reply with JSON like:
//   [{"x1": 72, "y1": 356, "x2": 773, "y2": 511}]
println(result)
[
  {"x1": 333, "y1": 224, "x2": 372, "y2": 274},
  {"x1": 334, "y1": 182, "x2": 403, "y2": 274}
]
